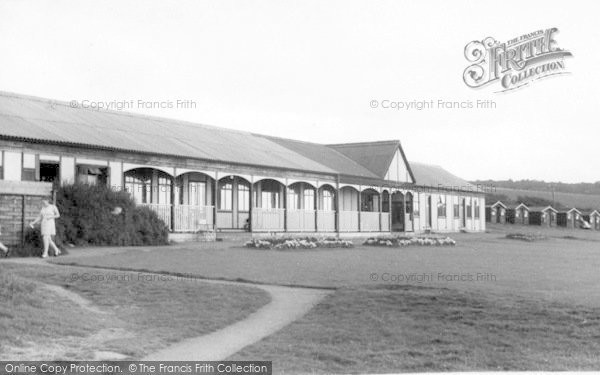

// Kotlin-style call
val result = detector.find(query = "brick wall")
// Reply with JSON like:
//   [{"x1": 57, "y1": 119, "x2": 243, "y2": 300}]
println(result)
[
  {"x1": 0, "y1": 181, "x2": 53, "y2": 248},
  {"x1": 0, "y1": 194, "x2": 48, "y2": 247}
]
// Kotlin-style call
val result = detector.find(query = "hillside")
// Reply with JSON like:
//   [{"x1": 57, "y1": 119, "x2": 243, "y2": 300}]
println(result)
[{"x1": 483, "y1": 187, "x2": 600, "y2": 211}]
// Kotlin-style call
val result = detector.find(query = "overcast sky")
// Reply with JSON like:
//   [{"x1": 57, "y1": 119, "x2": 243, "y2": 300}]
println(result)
[{"x1": 0, "y1": 0, "x2": 598, "y2": 183}]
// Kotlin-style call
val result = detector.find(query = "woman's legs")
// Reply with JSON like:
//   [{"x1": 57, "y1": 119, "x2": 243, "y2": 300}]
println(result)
[
  {"x1": 0, "y1": 242, "x2": 7, "y2": 253},
  {"x1": 49, "y1": 236, "x2": 60, "y2": 256},
  {"x1": 42, "y1": 235, "x2": 50, "y2": 257}
]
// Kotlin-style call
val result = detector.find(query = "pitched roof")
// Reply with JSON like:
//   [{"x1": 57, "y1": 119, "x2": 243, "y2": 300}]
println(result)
[
  {"x1": 0, "y1": 91, "x2": 336, "y2": 175},
  {"x1": 528, "y1": 206, "x2": 558, "y2": 213},
  {"x1": 487, "y1": 201, "x2": 507, "y2": 209},
  {"x1": 409, "y1": 162, "x2": 475, "y2": 191},
  {"x1": 0, "y1": 91, "x2": 476, "y2": 192},
  {"x1": 327, "y1": 140, "x2": 401, "y2": 178},
  {"x1": 514, "y1": 203, "x2": 530, "y2": 210},
  {"x1": 257, "y1": 135, "x2": 378, "y2": 179}
]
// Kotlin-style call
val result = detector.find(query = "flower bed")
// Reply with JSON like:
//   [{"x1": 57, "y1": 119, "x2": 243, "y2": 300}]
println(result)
[
  {"x1": 363, "y1": 235, "x2": 456, "y2": 247},
  {"x1": 244, "y1": 236, "x2": 354, "y2": 250},
  {"x1": 506, "y1": 233, "x2": 547, "y2": 242}
]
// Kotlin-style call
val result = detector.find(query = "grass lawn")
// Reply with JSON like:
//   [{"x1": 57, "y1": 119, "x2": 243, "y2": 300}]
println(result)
[
  {"x1": 38, "y1": 225, "x2": 600, "y2": 371},
  {"x1": 0, "y1": 263, "x2": 269, "y2": 360},
  {"x1": 55, "y1": 225, "x2": 600, "y2": 307},
  {"x1": 230, "y1": 284, "x2": 600, "y2": 372}
]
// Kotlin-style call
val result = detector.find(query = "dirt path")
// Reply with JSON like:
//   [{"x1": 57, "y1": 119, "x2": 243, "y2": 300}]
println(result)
[{"x1": 143, "y1": 283, "x2": 330, "y2": 361}]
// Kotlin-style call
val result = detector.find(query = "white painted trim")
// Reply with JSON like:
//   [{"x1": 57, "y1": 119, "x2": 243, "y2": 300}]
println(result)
[
  {"x1": 338, "y1": 183, "x2": 360, "y2": 191},
  {"x1": 287, "y1": 179, "x2": 318, "y2": 188},
  {"x1": 252, "y1": 176, "x2": 286, "y2": 185},
  {"x1": 175, "y1": 168, "x2": 217, "y2": 179},
  {"x1": 39, "y1": 154, "x2": 60, "y2": 162},
  {"x1": 123, "y1": 163, "x2": 175, "y2": 176},
  {"x1": 75, "y1": 157, "x2": 109, "y2": 166}
]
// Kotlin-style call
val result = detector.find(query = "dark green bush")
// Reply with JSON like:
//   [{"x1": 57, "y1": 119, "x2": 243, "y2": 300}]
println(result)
[
  {"x1": 10, "y1": 227, "x2": 67, "y2": 257},
  {"x1": 52, "y1": 183, "x2": 169, "y2": 247}
]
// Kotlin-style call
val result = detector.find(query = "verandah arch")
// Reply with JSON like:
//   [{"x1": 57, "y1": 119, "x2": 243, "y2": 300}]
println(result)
[
  {"x1": 287, "y1": 182, "x2": 317, "y2": 232},
  {"x1": 124, "y1": 167, "x2": 173, "y2": 228},
  {"x1": 217, "y1": 175, "x2": 251, "y2": 230},
  {"x1": 174, "y1": 171, "x2": 215, "y2": 232},
  {"x1": 252, "y1": 178, "x2": 285, "y2": 231}
]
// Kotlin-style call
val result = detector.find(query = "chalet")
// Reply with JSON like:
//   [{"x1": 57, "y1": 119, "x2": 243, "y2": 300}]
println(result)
[
  {"x1": 583, "y1": 210, "x2": 600, "y2": 230},
  {"x1": 485, "y1": 201, "x2": 507, "y2": 224},
  {"x1": 557, "y1": 208, "x2": 582, "y2": 229},
  {"x1": 510, "y1": 203, "x2": 530, "y2": 225},
  {"x1": 528, "y1": 206, "x2": 558, "y2": 227},
  {"x1": 0, "y1": 92, "x2": 486, "y2": 245}
]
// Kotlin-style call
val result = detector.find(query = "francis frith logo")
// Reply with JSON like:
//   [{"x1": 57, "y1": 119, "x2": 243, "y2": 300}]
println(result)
[{"x1": 463, "y1": 28, "x2": 572, "y2": 92}]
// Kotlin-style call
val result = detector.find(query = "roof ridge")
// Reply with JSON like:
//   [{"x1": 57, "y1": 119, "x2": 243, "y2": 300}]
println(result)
[
  {"x1": 327, "y1": 140, "x2": 400, "y2": 147},
  {"x1": 258, "y1": 134, "x2": 380, "y2": 179}
]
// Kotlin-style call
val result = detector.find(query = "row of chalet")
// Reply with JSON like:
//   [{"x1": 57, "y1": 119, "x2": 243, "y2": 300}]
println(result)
[
  {"x1": 0, "y1": 91, "x2": 487, "y2": 244},
  {"x1": 486, "y1": 201, "x2": 600, "y2": 230}
]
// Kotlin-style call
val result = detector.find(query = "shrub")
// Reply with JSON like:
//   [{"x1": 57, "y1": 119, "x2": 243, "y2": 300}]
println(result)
[
  {"x1": 9, "y1": 227, "x2": 68, "y2": 257},
  {"x1": 505, "y1": 233, "x2": 547, "y2": 242},
  {"x1": 23, "y1": 183, "x2": 169, "y2": 251}
]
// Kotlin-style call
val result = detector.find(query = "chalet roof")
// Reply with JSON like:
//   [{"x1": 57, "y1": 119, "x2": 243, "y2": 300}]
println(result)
[
  {"x1": 514, "y1": 203, "x2": 530, "y2": 210},
  {"x1": 327, "y1": 141, "x2": 401, "y2": 177},
  {"x1": 486, "y1": 201, "x2": 507, "y2": 209},
  {"x1": 558, "y1": 207, "x2": 582, "y2": 214},
  {"x1": 528, "y1": 206, "x2": 558, "y2": 213}
]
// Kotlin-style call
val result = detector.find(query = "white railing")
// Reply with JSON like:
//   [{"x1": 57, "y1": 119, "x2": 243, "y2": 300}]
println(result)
[
  {"x1": 339, "y1": 210, "x2": 359, "y2": 232},
  {"x1": 381, "y1": 212, "x2": 390, "y2": 232},
  {"x1": 317, "y1": 210, "x2": 336, "y2": 232},
  {"x1": 252, "y1": 208, "x2": 285, "y2": 231},
  {"x1": 174, "y1": 205, "x2": 213, "y2": 232},
  {"x1": 287, "y1": 209, "x2": 316, "y2": 232},
  {"x1": 140, "y1": 203, "x2": 172, "y2": 229},
  {"x1": 360, "y1": 212, "x2": 380, "y2": 232}
]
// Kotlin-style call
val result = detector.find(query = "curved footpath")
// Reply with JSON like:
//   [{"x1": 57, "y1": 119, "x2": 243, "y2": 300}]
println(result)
[{"x1": 2, "y1": 254, "x2": 331, "y2": 361}]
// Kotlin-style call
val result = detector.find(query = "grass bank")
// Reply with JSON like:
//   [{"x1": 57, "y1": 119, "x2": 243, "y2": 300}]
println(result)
[
  {"x1": 230, "y1": 284, "x2": 600, "y2": 372},
  {"x1": 0, "y1": 263, "x2": 269, "y2": 360}
]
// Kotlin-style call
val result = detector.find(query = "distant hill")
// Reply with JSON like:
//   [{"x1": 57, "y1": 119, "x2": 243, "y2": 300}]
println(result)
[
  {"x1": 472, "y1": 180, "x2": 600, "y2": 195},
  {"x1": 471, "y1": 180, "x2": 600, "y2": 211}
]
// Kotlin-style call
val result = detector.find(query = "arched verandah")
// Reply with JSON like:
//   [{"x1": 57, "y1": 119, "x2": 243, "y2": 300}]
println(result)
[
  {"x1": 317, "y1": 184, "x2": 337, "y2": 232},
  {"x1": 252, "y1": 179, "x2": 285, "y2": 231},
  {"x1": 287, "y1": 182, "x2": 317, "y2": 232},
  {"x1": 360, "y1": 188, "x2": 381, "y2": 232},
  {"x1": 174, "y1": 171, "x2": 215, "y2": 232},
  {"x1": 124, "y1": 167, "x2": 173, "y2": 228},
  {"x1": 215, "y1": 175, "x2": 251, "y2": 230}
]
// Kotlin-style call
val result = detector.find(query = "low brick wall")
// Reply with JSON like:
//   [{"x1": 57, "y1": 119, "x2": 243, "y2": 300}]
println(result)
[{"x1": 0, "y1": 181, "x2": 53, "y2": 248}]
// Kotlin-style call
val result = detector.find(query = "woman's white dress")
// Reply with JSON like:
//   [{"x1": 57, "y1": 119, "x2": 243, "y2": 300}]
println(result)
[{"x1": 40, "y1": 205, "x2": 59, "y2": 236}]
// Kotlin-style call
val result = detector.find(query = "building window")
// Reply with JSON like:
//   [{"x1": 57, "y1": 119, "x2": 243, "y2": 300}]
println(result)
[
  {"x1": 437, "y1": 195, "x2": 447, "y2": 217},
  {"x1": 466, "y1": 198, "x2": 472, "y2": 218},
  {"x1": 125, "y1": 175, "x2": 151, "y2": 204},
  {"x1": 413, "y1": 193, "x2": 420, "y2": 216},
  {"x1": 0, "y1": 152, "x2": 3, "y2": 179},
  {"x1": 474, "y1": 199, "x2": 480, "y2": 218},
  {"x1": 453, "y1": 196, "x2": 460, "y2": 218},
  {"x1": 219, "y1": 182, "x2": 233, "y2": 210},
  {"x1": 303, "y1": 188, "x2": 315, "y2": 210},
  {"x1": 261, "y1": 191, "x2": 280, "y2": 209},
  {"x1": 287, "y1": 185, "x2": 300, "y2": 210},
  {"x1": 157, "y1": 176, "x2": 171, "y2": 204},
  {"x1": 238, "y1": 182, "x2": 250, "y2": 211},
  {"x1": 322, "y1": 189, "x2": 334, "y2": 211},
  {"x1": 76, "y1": 165, "x2": 108, "y2": 185},
  {"x1": 188, "y1": 181, "x2": 206, "y2": 206},
  {"x1": 22, "y1": 153, "x2": 36, "y2": 181}
]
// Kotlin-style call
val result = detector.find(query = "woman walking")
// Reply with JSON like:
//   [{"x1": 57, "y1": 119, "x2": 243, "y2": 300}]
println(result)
[
  {"x1": 0, "y1": 225, "x2": 9, "y2": 257},
  {"x1": 30, "y1": 199, "x2": 61, "y2": 258}
]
